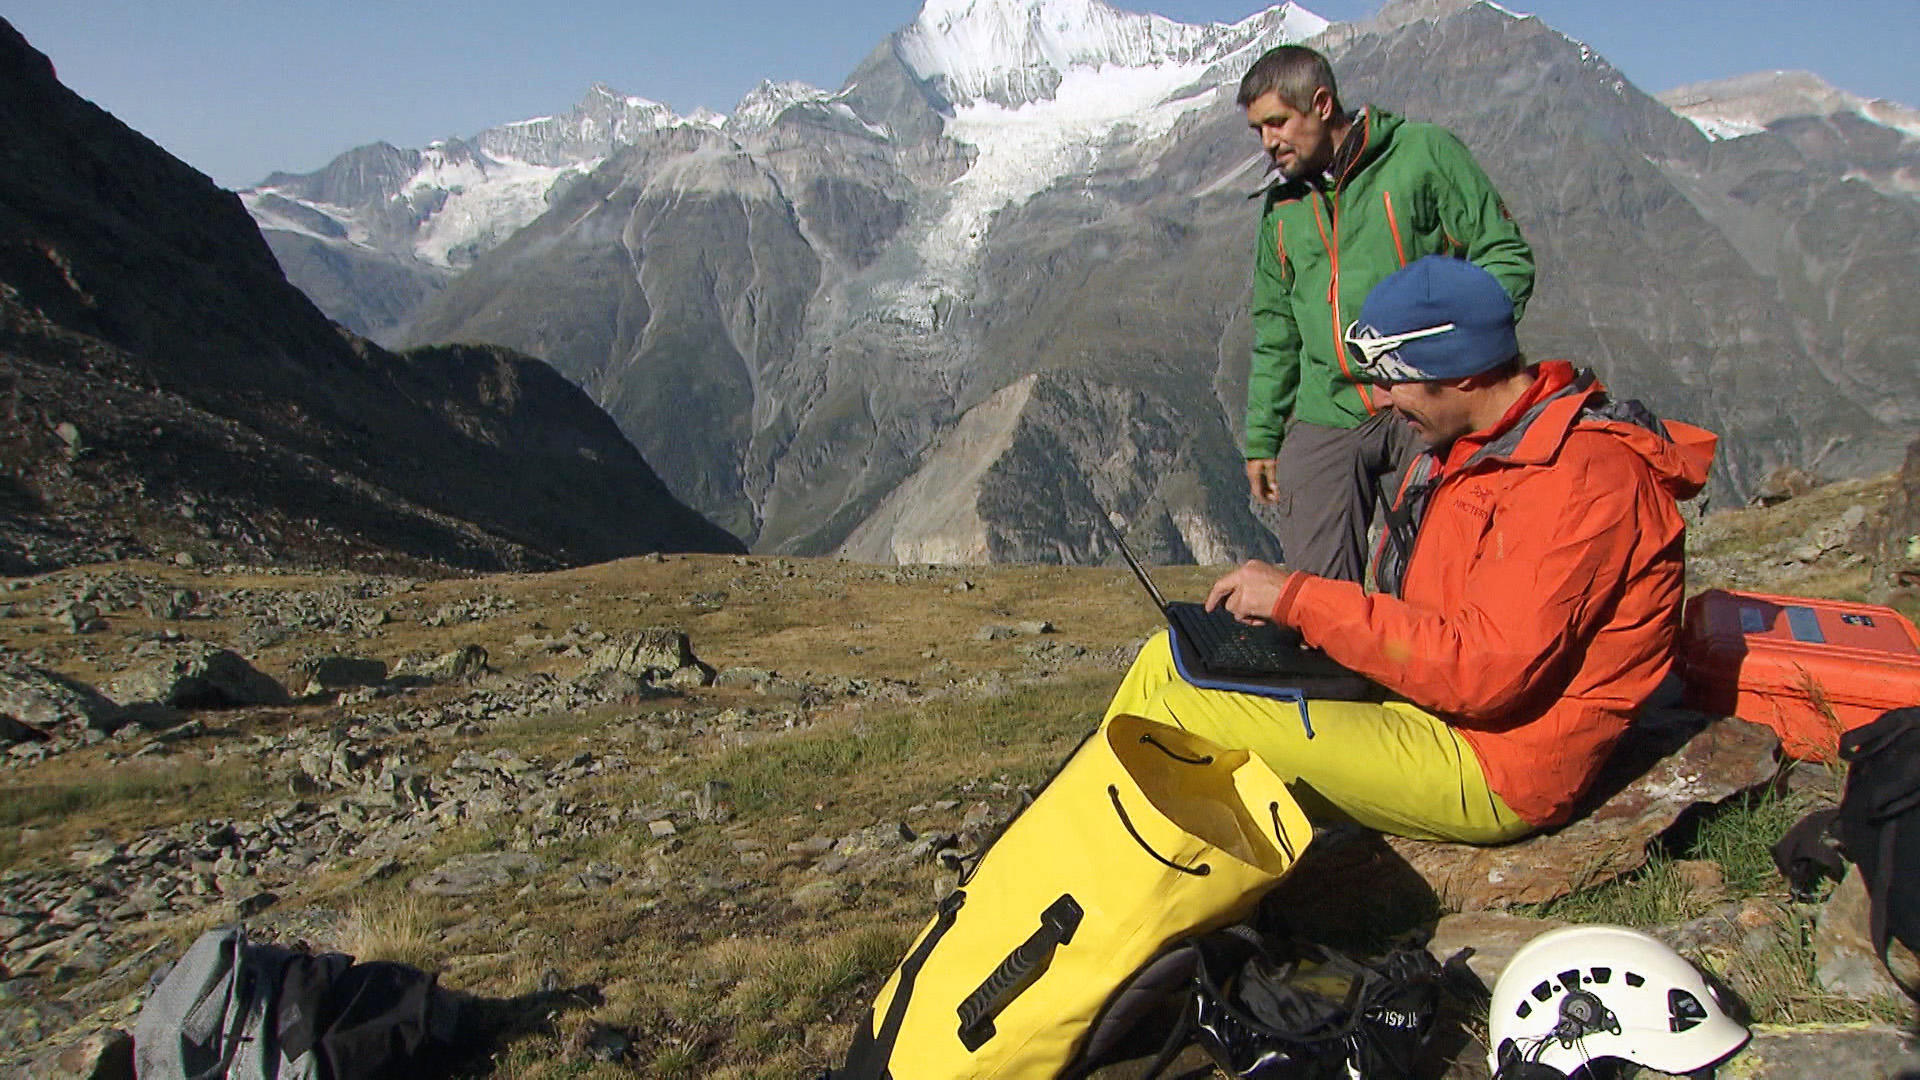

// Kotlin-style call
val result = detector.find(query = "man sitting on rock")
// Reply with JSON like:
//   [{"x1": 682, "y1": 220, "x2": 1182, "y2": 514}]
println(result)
[{"x1": 1104, "y1": 256, "x2": 1715, "y2": 843}]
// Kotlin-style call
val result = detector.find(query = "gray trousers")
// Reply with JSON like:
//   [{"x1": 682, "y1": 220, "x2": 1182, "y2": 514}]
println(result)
[{"x1": 1266, "y1": 412, "x2": 1421, "y2": 582}]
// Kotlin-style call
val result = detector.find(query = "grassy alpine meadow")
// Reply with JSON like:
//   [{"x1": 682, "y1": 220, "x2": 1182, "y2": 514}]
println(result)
[{"x1": 1, "y1": 474, "x2": 1913, "y2": 1076}]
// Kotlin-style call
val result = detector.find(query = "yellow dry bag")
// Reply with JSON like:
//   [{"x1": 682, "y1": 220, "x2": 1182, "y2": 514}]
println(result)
[{"x1": 831, "y1": 713, "x2": 1312, "y2": 1078}]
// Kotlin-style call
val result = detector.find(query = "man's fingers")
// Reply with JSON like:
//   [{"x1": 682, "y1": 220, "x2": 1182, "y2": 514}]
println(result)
[
  {"x1": 1245, "y1": 459, "x2": 1279, "y2": 503},
  {"x1": 1204, "y1": 575, "x2": 1237, "y2": 612}
]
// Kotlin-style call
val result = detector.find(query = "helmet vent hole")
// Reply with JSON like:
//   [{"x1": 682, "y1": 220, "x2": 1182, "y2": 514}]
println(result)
[
  {"x1": 1624, "y1": 971, "x2": 1645, "y2": 988},
  {"x1": 1669, "y1": 988, "x2": 1708, "y2": 1032},
  {"x1": 1589, "y1": 966, "x2": 1611, "y2": 984},
  {"x1": 1516, "y1": 1000, "x2": 1532, "y2": 1019},
  {"x1": 1531, "y1": 980, "x2": 1554, "y2": 1002},
  {"x1": 1558, "y1": 968, "x2": 1582, "y2": 989}
]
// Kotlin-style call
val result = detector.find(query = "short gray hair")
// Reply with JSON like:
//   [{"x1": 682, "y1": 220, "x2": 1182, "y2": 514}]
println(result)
[{"x1": 1236, "y1": 45, "x2": 1341, "y2": 114}]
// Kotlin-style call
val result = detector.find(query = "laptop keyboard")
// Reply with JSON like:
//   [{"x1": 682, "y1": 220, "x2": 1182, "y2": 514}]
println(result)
[{"x1": 1166, "y1": 602, "x2": 1307, "y2": 676}]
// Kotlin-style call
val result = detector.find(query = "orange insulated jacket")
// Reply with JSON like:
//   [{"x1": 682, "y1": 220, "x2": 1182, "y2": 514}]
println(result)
[{"x1": 1274, "y1": 363, "x2": 1716, "y2": 826}]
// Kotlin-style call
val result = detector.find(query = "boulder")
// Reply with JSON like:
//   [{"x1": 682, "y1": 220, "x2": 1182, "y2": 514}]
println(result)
[
  {"x1": 1385, "y1": 711, "x2": 1780, "y2": 910},
  {"x1": 1870, "y1": 435, "x2": 1920, "y2": 606},
  {"x1": 1721, "y1": 1023, "x2": 1919, "y2": 1079},
  {"x1": 1267, "y1": 711, "x2": 1780, "y2": 927},
  {"x1": 108, "y1": 644, "x2": 288, "y2": 709},
  {"x1": 290, "y1": 655, "x2": 388, "y2": 697},
  {"x1": 1750, "y1": 465, "x2": 1824, "y2": 506},
  {"x1": 1427, "y1": 912, "x2": 1568, "y2": 991},
  {"x1": 0, "y1": 663, "x2": 126, "y2": 740},
  {"x1": 585, "y1": 628, "x2": 693, "y2": 678},
  {"x1": 398, "y1": 645, "x2": 489, "y2": 683}
]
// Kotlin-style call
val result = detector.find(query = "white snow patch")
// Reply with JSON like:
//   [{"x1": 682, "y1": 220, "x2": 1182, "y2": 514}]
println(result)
[
  {"x1": 879, "y1": 61, "x2": 1217, "y2": 325},
  {"x1": 1681, "y1": 114, "x2": 1767, "y2": 141},
  {"x1": 1662, "y1": 70, "x2": 1920, "y2": 144},
  {"x1": 240, "y1": 190, "x2": 372, "y2": 247},
  {"x1": 401, "y1": 152, "x2": 592, "y2": 267},
  {"x1": 900, "y1": 0, "x2": 1323, "y2": 108}
]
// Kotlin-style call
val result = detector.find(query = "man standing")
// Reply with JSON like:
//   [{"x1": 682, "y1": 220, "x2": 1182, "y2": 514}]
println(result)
[
  {"x1": 1107, "y1": 257, "x2": 1714, "y2": 842},
  {"x1": 1240, "y1": 45, "x2": 1533, "y2": 580}
]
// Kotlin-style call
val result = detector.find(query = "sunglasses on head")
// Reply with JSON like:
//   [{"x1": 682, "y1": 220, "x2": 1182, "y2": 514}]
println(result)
[{"x1": 1342, "y1": 319, "x2": 1455, "y2": 383}]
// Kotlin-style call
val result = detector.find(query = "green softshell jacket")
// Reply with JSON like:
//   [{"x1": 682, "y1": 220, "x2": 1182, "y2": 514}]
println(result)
[{"x1": 1244, "y1": 107, "x2": 1534, "y2": 459}]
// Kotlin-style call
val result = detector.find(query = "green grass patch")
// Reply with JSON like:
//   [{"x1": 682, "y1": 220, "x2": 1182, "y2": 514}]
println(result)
[
  {"x1": 1729, "y1": 921, "x2": 1914, "y2": 1027},
  {"x1": 1520, "y1": 850, "x2": 1716, "y2": 927},
  {"x1": 0, "y1": 757, "x2": 280, "y2": 863},
  {"x1": 1685, "y1": 777, "x2": 1834, "y2": 896}
]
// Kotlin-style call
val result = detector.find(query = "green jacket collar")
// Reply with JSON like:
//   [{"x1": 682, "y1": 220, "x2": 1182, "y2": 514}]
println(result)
[{"x1": 1249, "y1": 106, "x2": 1406, "y2": 201}]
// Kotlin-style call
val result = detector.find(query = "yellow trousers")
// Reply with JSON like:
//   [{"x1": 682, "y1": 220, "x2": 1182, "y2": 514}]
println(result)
[{"x1": 1103, "y1": 632, "x2": 1531, "y2": 844}]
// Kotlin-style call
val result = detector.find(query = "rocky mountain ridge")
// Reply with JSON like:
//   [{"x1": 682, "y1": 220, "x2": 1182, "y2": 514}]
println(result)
[
  {"x1": 246, "y1": 0, "x2": 1920, "y2": 565},
  {"x1": 1659, "y1": 69, "x2": 1920, "y2": 202},
  {"x1": 0, "y1": 19, "x2": 741, "y2": 574}
]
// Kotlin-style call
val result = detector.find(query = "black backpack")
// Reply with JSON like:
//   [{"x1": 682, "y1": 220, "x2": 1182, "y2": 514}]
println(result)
[
  {"x1": 1773, "y1": 706, "x2": 1920, "y2": 999},
  {"x1": 1063, "y1": 925, "x2": 1450, "y2": 1080}
]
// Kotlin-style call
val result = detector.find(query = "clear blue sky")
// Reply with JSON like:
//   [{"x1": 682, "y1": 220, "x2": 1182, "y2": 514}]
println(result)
[{"x1": 8, "y1": 0, "x2": 1917, "y2": 189}]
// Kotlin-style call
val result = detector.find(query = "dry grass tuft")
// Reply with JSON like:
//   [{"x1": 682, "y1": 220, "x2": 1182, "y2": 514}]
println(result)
[{"x1": 339, "y1": 892, "x2": 441, "y2": 970}]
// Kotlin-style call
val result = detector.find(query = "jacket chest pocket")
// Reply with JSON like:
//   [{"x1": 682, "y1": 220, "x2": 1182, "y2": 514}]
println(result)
[{"x1": 1391, "y1": 186, "x2": 1447, "y2": 247}]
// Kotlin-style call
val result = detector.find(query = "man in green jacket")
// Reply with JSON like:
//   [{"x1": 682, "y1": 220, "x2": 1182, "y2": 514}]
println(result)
[{"x1": 1240, "y1": 45, "x2": 1533, "y2": 580}]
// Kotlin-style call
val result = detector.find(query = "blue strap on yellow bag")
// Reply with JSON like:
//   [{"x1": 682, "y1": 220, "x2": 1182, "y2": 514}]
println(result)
[{"x1": 828, "y1": 713, "x2": 1314, "y2": 1079}]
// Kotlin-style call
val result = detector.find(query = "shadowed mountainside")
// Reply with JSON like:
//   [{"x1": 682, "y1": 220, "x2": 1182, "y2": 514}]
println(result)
[{"x1": 0, "y1": 19, "x2": 742, "y2": 573}]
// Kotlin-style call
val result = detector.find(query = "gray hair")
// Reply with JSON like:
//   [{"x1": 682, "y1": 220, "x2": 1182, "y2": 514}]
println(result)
[{"x1": 1236, "y1": 45, "x2": 1341, "y2": 114}]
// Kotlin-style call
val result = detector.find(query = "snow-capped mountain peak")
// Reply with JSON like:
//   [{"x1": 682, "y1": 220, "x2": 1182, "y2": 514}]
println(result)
[
  {"x1": 877, "y1": 1, "x2": 1326, "y2": 330},
  {"x1": 245, "y1": 82, "x2": 709, "y2": 277},
  {"x1": 1659, "y1": 70, "x2": 1920, "y2": 143},
  {"x1": 899, "y1": 0, "x2": 1327, "y2": 109},
  {"x1": 729, "y1": 80, "x2": 836, "y2": 132}
]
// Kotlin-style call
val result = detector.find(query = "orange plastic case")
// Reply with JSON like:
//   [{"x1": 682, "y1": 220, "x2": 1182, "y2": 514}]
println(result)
[{"x1": 1681, "y1": 589, "x2": 1920, "y2": 760}]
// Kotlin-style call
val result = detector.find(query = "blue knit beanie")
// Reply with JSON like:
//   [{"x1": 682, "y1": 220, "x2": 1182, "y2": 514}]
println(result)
[{"x1": 1344, "y1": 256, "x2": 1519, "y2": 383}]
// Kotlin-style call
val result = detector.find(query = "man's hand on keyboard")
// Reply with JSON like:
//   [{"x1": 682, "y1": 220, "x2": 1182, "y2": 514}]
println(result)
[{"x1": 1204, "y1": 560, "x2": 1296, "y2": 627}]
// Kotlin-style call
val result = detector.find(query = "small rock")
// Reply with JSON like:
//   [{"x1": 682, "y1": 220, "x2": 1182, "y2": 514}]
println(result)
[
  {"x1": 1428, "y1": 912, "x2": 1569, "y2": 990},
  {"x1": 648, "y1": 819, "x2": 678, "y2": 838},
  {"x1": 410, "y1": 852, "x2": 544, "y2": 897},
  {"x1": 791, "y1": 880, "x2": 842, "y2": 910},
  {"x1": 1815, "y1": 865, "x2": 1916, "y2": 1000},
  {"x1": 715, "y1": 667, "x2": 774, "y2": 690},
  {"x1": 1672, "y1": 859, "x2": 1728, "y2": 905},
  {"x1": 39, "y1": 1026, "x2": 134, "y2": 1080}
]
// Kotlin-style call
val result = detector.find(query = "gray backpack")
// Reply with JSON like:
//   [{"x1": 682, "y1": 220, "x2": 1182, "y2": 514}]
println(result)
[{"x1": 133, "y1": 926, "x2": 327, "y2": 1080}]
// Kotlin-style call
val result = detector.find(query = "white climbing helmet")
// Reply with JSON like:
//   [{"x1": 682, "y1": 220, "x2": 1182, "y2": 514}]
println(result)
[{"x1": 1487, "y1": 924, "x2": 1749, "y2": 1078}]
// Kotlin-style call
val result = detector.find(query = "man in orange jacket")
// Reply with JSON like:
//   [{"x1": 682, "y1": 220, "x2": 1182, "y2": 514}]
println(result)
[{"x1": 1104, "y1": 256, "x2": 1716, "y2": 842}]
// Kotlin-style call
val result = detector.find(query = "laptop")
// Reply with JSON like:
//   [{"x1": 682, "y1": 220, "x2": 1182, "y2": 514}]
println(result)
[{"x1": 1102, "y1": 517, "x2": 1375, "y2": 709}]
